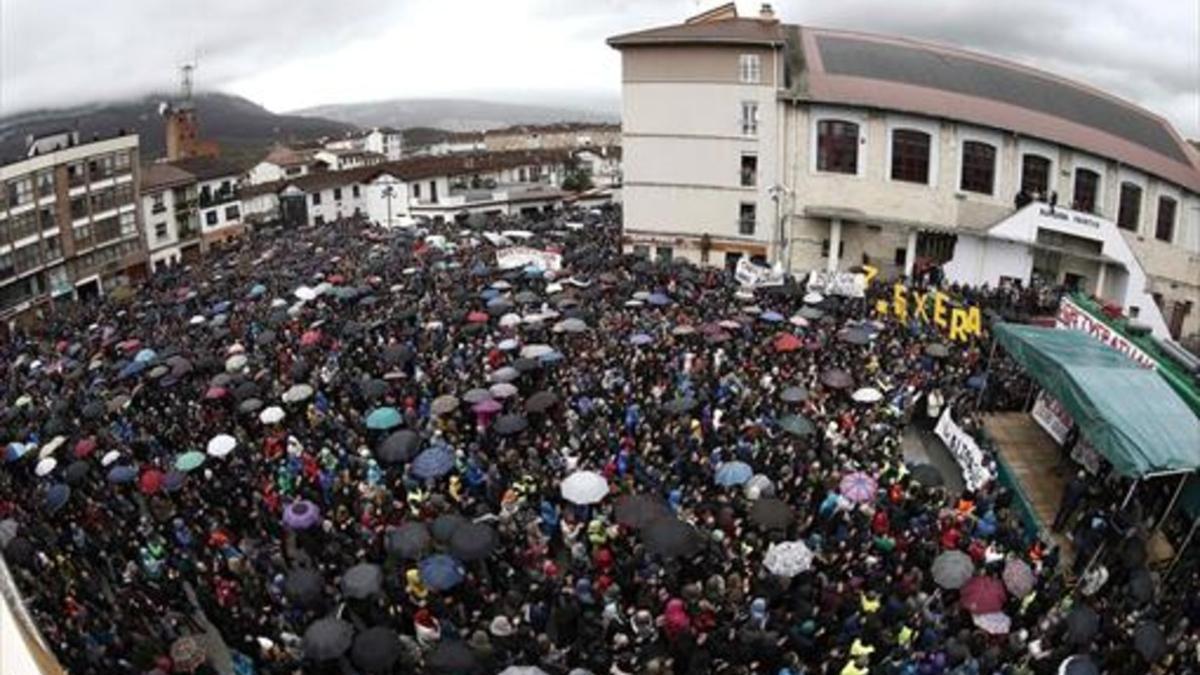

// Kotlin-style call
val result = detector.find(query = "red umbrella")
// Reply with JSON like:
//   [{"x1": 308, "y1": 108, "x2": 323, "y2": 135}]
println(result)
[
  {"x1": 774, "y1": 333, "x2": 802, "y2": 353},
  {"x1": 204, "y1": 386, "x2": 229, "y2": 400},
  {"x1": 960, "y1": 575, "x2": 1007, "y2": 614},
  {"x1": 327, "y1": 274, "x2": 346, "y2": 284},
  {"x1": 467, "y1": 311, "x2": 489, "y2": 324},
  {"x1": 73, "y1": 437, "x2": 97, "y2": 458},
  {"x1": 117, "y1": 339, "x2": 141, "y2": 353},
  {"x1": 139, "y1": 468, "x2": 165, "y2": 495},
  {"x1": 300, "y1": 330, "x2": 322, "y2": 347}
]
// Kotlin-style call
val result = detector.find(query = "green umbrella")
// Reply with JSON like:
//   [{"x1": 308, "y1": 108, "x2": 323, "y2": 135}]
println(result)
[
  {"x1": 365, "y1": 407, "x2": 403, "y2": 431},
  {"x1": 778, "y1": 414, "x2": 815, "y2": 437},
  {"x1": 175, "y1": 451, "x2": 206, "y2": 472}
]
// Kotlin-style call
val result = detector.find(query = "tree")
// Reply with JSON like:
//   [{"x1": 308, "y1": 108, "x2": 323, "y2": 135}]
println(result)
[{"x1": 561, "y1": 158, "x2": 594, "y2": 193}]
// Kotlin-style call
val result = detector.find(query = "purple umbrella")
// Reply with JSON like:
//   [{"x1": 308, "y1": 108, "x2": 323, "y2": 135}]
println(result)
[
  {"x1": 471, "y1": 399, "x2": 502, "y2": 415},
  {"x1": 839, "y1": 472, "x2": 877, "y2": 503},
  {"x1": 284, "y1": 500, "x2": 321, "y2": 530}
]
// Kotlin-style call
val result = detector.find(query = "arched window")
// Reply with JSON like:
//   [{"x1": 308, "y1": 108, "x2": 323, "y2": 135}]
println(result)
[
  {"x1": 816, "y1": 120, "x2": 859, "y2": 174},
  {"x1": 1072, "y1": 168, "x2": 1100, "y2": 214},
  {"x1": 891, "y1": 129, "x2": 931, "y2": 183},
  {"x1": 960, "y1": 141, "x2": 996, "y2": 194},
  {"x1": 1020, "y1": 154, "x2": 1051, "y2": 196}
]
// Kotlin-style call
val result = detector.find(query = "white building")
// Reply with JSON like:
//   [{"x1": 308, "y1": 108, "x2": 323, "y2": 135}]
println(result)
[
  {"x1": 610, "y1": 3, "x2": 1200, "y2": 341},
  {"x1": 314, "y1": 148, "x2": 386, "y2": 172},
  {"x1": 364, "y1": 128, "x2": 404, "y2": 161},
  {"x1": 170, "y1": 157, "x2": 247, "y2": 250},
  {"x1": 139, "y1": 162, "x2": 198, "y2": 271},
  {"x1": 246, "y1": 145, "x2": 316, "y2": 186}
]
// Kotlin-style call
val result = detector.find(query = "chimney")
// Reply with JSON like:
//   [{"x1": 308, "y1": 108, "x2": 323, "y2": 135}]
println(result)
[{"x1": 759, "y1": 3, "x2": 777, "y2": 22}]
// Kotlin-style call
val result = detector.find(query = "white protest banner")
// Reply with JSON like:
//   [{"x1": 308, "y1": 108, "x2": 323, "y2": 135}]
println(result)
[
  {"x1": 806, "y1": 270, "x2": 867, "y2": 298},
  {"x1": 735, "y1": 258, "x2": 784, "y2": 288},
  {"x1": 1055, "y1": 297, "x2": 1156, "y2": 370},
  {"x1": 1030, "y1": 390, "x2": 1102, "y2": 474},
  {"x1": 933, "y1": 408, "x2": 993, "y2": 492},
  {"x1": 496, "y1": 247, "x2": 563, "y2": 271}
]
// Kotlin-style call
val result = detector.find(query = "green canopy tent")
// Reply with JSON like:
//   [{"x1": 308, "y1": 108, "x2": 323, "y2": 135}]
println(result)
[{"x1": 992, "y1": 323, "x2": 1200, "y2": 479}]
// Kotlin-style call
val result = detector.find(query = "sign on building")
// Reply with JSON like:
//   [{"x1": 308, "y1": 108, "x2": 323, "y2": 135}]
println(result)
[{"x1": 1055, "y1": 297, "x2": 1157, "y2": 370}]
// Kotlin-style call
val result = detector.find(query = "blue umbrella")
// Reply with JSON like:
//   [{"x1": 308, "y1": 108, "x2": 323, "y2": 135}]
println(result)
[
  {"x1": 119, "y1": 360, "x2": 146, "y2": 379},
  {"x1": 212, "y1": 300, "x2": 232, "y2": 314},
  {"x1": 629, "y1": 333, "x2": 654, "y2": 346},
  {"x1": 44, "y1": 483, "x2": 70, "y2": 513},
  {"x1": 647, "y1": 292, "x2": 671, "y2": 306},
  {"x1": 486, "y1": 296, "x2": 510, "y2": 308},
  {"x1": 107, "y1": 465, "x2": 138, "y2": 484},
  {"x1": 540, "y1": 351, "x2": 565, "y2": 364},
  {"x1": 248, "y1": 284, "x2": 267, "y2": 298},
  {"x1": 411, "y1": 446, "x2": 454, "y2": 479},
  {"x1": 480, "y1": 288, "x2": 500, "y2": 300},
  {"x1": 715, "y1": 461, "x2": 754, "y2": 487},
  {"x1": 365, "y1": 407, "x2": 403, "y2": 431},
  {"x1": 760, "y1": 311, "x2": 784, "y2": 323},
  {"x1": 162, "y1": 470, "x2": 188, "y2": 492},
  {"x1": 419, "y1": 554, "x2": 465, "y2": 590},
  {"x1": 134, "y1": 348, "x2": 158, "y2": 363},
  {"x1": 5, "y1": 442, "x2": 29, "y2": 463},
  {"x1": 966, "y1": 373, "x2": 988, "y2": 390},
  {"x1": 523, "y1": 265, "x2": 544, "y2": 278}
]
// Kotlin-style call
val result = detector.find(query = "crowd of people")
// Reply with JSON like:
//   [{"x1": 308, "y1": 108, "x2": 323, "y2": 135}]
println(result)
[{"x1": 0, "y1": 208, "x2": 1195, "y2": 674}]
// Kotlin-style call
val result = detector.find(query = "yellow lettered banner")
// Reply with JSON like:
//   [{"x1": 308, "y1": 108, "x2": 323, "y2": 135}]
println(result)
[{"x1": 875, "y1": 283, "x2": 982, "y2": 342}]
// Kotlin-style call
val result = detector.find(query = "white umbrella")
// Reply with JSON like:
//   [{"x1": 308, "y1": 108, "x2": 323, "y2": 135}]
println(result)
[
  {"x1": 499, "y1": 313, "x2": 522, "y2": 329},
  {"x1": 851, "y1": 387, "x2": 884, "y2": 404},
  {"x1": 35, "y1": 457, "x2": 57, "y2": 477},
  {"x1": 545, "y1": 283, "x2": 564, "y2": 295},
  {"x1": 207, "y1": 434, "x2": 237, "y2": 458},
  {"x1": 973, "y1": 612, "x2": 1012, "y2": 635},
  {"x1": 763, "y1": 540, "x2": 814, "y2": 577},
  {"x1": 743, "y1": 474, "x2": 775, "y2": 500},
  {"x1": 789, "y1": 315, "x2": 810, "y2": 328},
  {"x1": 294, "y1": 286, "x2": 317, "y2": 301},
  {"x1": 189, "y1": 315, "x2": 207, "y2": 325},
  {"x1": 270, "y1": 298, "x2": 288, "y2": 308},
  {"x1": 490, "y1": 383, "x2": 519, "y2": 399},
  {"x1": 39, "y1": 435, "x2": 66, "y2": 458},
  {"x1": 520, "y1": 344, "x2": 554, "y2": 359},
  {"x1": 561, "y1": 470, "x2": 609, "y2": 505},
  {"x1": 225, "y1": 354, "x2": 248, "y2": 373},
  {"x1": 101, "y1": 450, "x2": 121, "y2": 467},
  {"x1": 491, "y1": 280, "x2": 512, "y2": 290},
  {"x1": 803, "y1": 292, "x2": 824, "y2": 304},
  {"x1": 497, "y1": 338, "x2": 520, "y2": 351},
  {"x1": 283, "y1": 384, "x2": 315, "y2": 403},
  {"x1": 260, "y1": 406, "x2": 286, "y2": 424},
  {"x1": 734, "y1": 290, "x2": 755, "y2": 301},
  {"x1": 624, "y1": 300, "x2": 644, "y2": 308},
  {"x1": 226, "y1": 343, "x2": 246, "y2": 355}
]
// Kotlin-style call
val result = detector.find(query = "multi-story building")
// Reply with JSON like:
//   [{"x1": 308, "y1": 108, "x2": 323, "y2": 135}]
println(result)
[
  {"x1": 246, "y1": 145, "x2": 318, "y2": 186},
  {"x1": 169, "y1": 157, "x2": 246, "y2": 251},
  {"x1": 0, "y1": 132, "x2": 146, "y2": 322},
  {"x1": 314, "y1": 148, "x2": 386, "y2": 172},
  {"x1": 609, "y1": 3, "x2": 1200, "y2": 341},
  {"x1": 363, "y1": 128, "x2": 404, "y2": 161},
  {"x1": 140, "y1": 162, "x2": 199, "y2": 271}
]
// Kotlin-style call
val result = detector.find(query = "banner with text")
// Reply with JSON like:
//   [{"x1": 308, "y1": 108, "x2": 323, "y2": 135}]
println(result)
[
  {"x1": 874, "y1": 283, "x2": 984, "y2": 342},
  {"x1": 1030, "y1": 390, "x2": 1102, "y2": 474},
  {"x1": 933, "y1": 408, "x2": 993, "y2": 492},
  {"x1": 1055, "y1": 297, "x2": 1157, "y2": 370},
  {"x1": 806, "y1": 270, "x2": 867, "y2": 298},
  {"x1": 735, "y1": 258, "x2": 785, "y2": 288},
  {"x1": 496, "y1": 247, "x2": 563, "y2": 272}
]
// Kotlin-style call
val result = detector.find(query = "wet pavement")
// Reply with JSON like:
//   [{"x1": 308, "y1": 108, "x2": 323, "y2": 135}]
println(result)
[{"x1": 902, "y1": 425, "x2": 966, "y2": 495}]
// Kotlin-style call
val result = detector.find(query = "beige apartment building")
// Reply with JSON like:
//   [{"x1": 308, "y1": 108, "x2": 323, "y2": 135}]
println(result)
[{"x1": 609, "y1": 3, "x2": 1200, "y2": 342}]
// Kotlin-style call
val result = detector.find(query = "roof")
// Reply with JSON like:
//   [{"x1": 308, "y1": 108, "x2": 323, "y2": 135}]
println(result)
[
  {"x1": 794, "y1": 26, "x2": 1200, "y2": 191},
  {"x1": 487, "y1": 122, "x2": 621, "y2": 136},
  {"x1": 993, "y1": 323, "x2": 1200, "y2": 477},
  {"x1": 141, "y1": 162, "x2": 195, "y2": 192},
  {"x1": 608, "y1": 17, "x2": 785, "y2": 47},
  {"x1": 259, "y1": 145, "x2": 315, "y2": 168},
  {"x1": 168, "y1": 156, "x2": 246, "y2": 181}
]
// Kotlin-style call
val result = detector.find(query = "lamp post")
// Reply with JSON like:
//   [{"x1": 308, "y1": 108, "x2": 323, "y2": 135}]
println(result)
[
  {"x1": 768, "y1": 183, "x2": 793, "y2": 274},
  {"x1": 382, "y1": 185, "x2": 395, "y2": 229}
]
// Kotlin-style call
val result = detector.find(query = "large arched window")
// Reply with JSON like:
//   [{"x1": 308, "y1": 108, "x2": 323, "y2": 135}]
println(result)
[
  {"x1": 816, "y1": 120, "x2": 859, "y2": 174},
  {"x1": 1020, "y1": 154, "x2": 1051, "y2": 196},
  {"x1": 1072, "y1": 168, "x2": 1100, "y2": 214},
  {"x1": 960, "y1": 141, "x2": 996, "y2": 195},
  {"x1": 890, "y1": 129, "x2": 931, "y2": 183}
]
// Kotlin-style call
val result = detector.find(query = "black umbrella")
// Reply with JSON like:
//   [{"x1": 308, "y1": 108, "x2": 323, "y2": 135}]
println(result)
[
  {"x1": 838, "y1": 328, "x2": 870, "y2": 345},
  {"x1": 233, "y1": 381, "x2": 259, "y2": 401},
  {"x1": 493, "y1": 414, "x2": 528, "y2": 436},
  {"x1": 512, "y1": 358, "x2": 541, "y2": 374},
  {"x1": 642, "y1": 517, "x2": 702, "y2": 558},
  {"x1": 291, "y1": 359, "x2": 311, "y2": 380},
  {"x1": 360, "y1": 378, "x2": 388, "y2": 401},
  {"x1": 239, "y1": 398, "x2": 264, "y2": 414},
  {"x1": 3, "y1": 537, "x2": 35, "y2": 567},
  {"x1": 462, "y1": 388, "x2": 492, "y2": 405},
  {"x1": 351, "y1": 626, "x2": 403, "y2": 674},
  {"x1": 426, "y1": 640, "x2": 481, "y2": 674},
  {"x1": 1126, "y1": 567, "x2": 1154, "y2": 604},
  {"x1": 1065, "y1": 605, "x2": 1100, "y2": 645},
  {"x1": 525, "y1": 390, "x2": 559, "y2": 414},
  {"x1": 303, "y1": 617, "x2": 354, "y2": 661},
  {"x1": 614, "y1": 494, "x2": 671, "y2": 529},
  {"x1": 749, "y1": 498, "x2": 795, "y2": 530},
  {"x1": 285, "y1": 568, "x2": 324, "y2": 607},
  {"x1": 255, "y1": 330, "x2": 276, "y2": 346},
  {"x1": 431, "y1": 514, "x2": 467, "y2": 543},
  {"x1": 449, "y1": 522, "x2": 498, "y2": 561},
  {"x1": 64, "y1": 460, "x2": 90, "y2": 485},
  {"x1": 1059, "y1": 656, "x2": 1099, "y2": 675},
  {"x1": 910, "y1": 464, "x2": 945, "y2": 488},
  {"x1": 1133, "y1": 622, "x2": 1166, "y2": 662},
  {"x1": 1120, "y1": 536, "x2": 1147, "y2": 569},
  {"x1": 378, "y1": 430, "x2": 420, "y2": 464},
  {"x1": 81, "y1": 401, "x2": 105, "y2": 420},
  {"x1": 385, "y1": 522, "x2": 431, "y2": 559},
  {"x1": 383, "y1": 344, "x2": 413, "y2": 365},
  {"x1": 341, "y1": 563, "x2": 383, "y2": 599},
  {"x1": 820, "y1": 369, "x2": 853, "y2": 389}
]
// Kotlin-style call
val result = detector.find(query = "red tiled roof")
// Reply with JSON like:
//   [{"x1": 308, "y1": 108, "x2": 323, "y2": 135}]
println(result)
[{"x1": 141, "y1": 162, "x2": 195, "y2": 191}]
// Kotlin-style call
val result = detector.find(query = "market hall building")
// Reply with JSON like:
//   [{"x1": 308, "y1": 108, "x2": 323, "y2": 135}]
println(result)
[{"x1": 609, "y1": 2, "x2": 1200, "y2": 341}]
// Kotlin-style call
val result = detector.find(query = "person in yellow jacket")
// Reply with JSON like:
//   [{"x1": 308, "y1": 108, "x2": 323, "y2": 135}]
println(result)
[
  {"x1": 405, "y1": 568, "x2": 428, "y2": 602},
  {"x1": 860, "y1": 591, "x2": 881, "y2": 614},
  {"x1": 841, "y1": 654, "x2": 870, "y2": 675}
]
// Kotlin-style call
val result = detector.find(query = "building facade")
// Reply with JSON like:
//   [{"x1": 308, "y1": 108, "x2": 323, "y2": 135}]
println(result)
[
  {"x1": 140, "y1": 162, "x2": 199, "y2": 271},
  {"x1": 610, "y1": 4, "x2": 1200, "y2": 341},
  {"x1": 166, "y1": 157, "x2": 246, "y2": 251},
  {"x1": 0, "y1": 133, "x2": 146, "y2": 321}
]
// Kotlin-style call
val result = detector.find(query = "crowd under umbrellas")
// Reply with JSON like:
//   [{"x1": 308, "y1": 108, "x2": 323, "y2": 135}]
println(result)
[{"x1": 0, "y1": 208, "x2": 1191, "y2": 675}]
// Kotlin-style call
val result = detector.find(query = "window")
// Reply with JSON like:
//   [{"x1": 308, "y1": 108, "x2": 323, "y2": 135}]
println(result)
[
  {"x1": 1073, "y1": 168, "x2": 1100, "y2": 214},
  {"x1": 817, "y1": 120, "x2": 859, "y2": 174},
  {"x1": 739, "y1": 54, "x2": 761, "y2": 84},
  {"x1": 352, "y1": 185, "x2": 360, "y2": 198},
  {"x1": 333, "y1": 187, "x2": 343, "y2": 201},
  {"x1": 73, "y1": 224, "x2": 91, "y2": 246},
  {"x1": 519, "y1": 168, "x2": 527, "y2": 182},
  {"x1": 740, "y1": 155, "x2": 757, "y2": 187},
  {"x1": 114, "y1": 183, "x2": 134, "y2": 206},
  {"x1": 820, "y1": 239, "x2": 845, "y2": 259},
  {"x1": 37, "y1": 206, "x2": 54, "y2": 232},
  {"x1": 36, "y1": 170, "x2": 55, "y2": 197},
  {"x1": 7, "y1": 177, "x2": 33, "y2": 206},
  {"x1": 44, "y1": 236, "x2": 61, "y2": 261},
  {"x1": 1155, "y1": 196, "x2": 1176, "y2": 242},
  {"x1": 155, "y1": 222, "x2": 169, "y2": 241},
  {"x1": 113, "y1": 151, "x2": 131, "y2": 173},
  {"x1": 311, "y1": 192, "x2": 322, "y2": 206},
  {"x1": 10, "y1": 212, "x2": 38, "y2": 240},
  {"x1": 151, "y1": 192, "x2": 166, "y2": 213},
  {"x1": 894, "y1": 248, "x2": 907, "y2": 267},
  {"x1": 960, "y1": 141, "x2": 996, "y2": 194},
  {"x1": 205, "y1": 211, "x2": 218, "y2": 226},
  {"x1": 740, "y1": 102, "x2": 759, "y2": 136},
  {"x1": 13, "y1": 243, "x2": 40, "y2": 273},
  {"x1": 656, "y1": 246, "x2": 673, "y2": 262},
  {"x1": 1117, "y1": 183, "x2": 1142, "y2": 231},
  {"x1": 67, "y1": 162, "x2": 86, "y2": 187},
  {"x1": 739, "y1": 202, "x2": 756, "y2": 235},
  {"x1": 70, "y1": 195, "x2": 89, "y2": 220},
  {"x1": 632, "y1": 245, "x2": 649, "y2": 259},
  {"x1": 890, "y1": 129, "x2": 931, "y2": 183},
  {"x1": 1020, "y1": 154, "x2": 1051, "y2": 196},
  {"x1": 412, "y1": 183, "x2": 421, "y2": 200},
  {"x1": 314, "y1": 215, "x2": 325, "y2": 226},
  {"x1": 119, "y1": 211, "x2": 137, "y2": 237},
  {"x1": 724, "y1": 251, "x2": 742, "y2": 272},
  {"x1": 429, "y1": 181, "x2": 438, "y2": 202},
  {"x1": 225, "y1": 205, "x2": 240, "y2": 221},
  {"x1": 88, "y1": 155, "x2": 115, "y2": 180}
]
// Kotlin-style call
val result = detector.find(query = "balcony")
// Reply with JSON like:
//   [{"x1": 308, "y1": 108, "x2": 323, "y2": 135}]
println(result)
[{"x1": 199, "y1": 188, "x2": 238, "y2": 209}]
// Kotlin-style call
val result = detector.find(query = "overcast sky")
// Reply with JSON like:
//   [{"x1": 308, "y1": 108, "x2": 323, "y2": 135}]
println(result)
[{"x1": 1, "y1": 0, "x2": 1197, "y2": 136}]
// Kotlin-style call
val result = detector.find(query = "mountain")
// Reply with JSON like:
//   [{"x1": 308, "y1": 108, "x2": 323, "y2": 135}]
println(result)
[
  {"x1": 0, "y1": 93, "x2": 355, "y2": 164},
  {"x1": 292, "y1": 98, "x2": 619, "y2": 133}
]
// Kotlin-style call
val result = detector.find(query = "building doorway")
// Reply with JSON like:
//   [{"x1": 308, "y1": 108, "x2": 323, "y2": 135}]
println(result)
[{"x1": 75, "y1": 277, "x2": 101, "y2": 303}]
